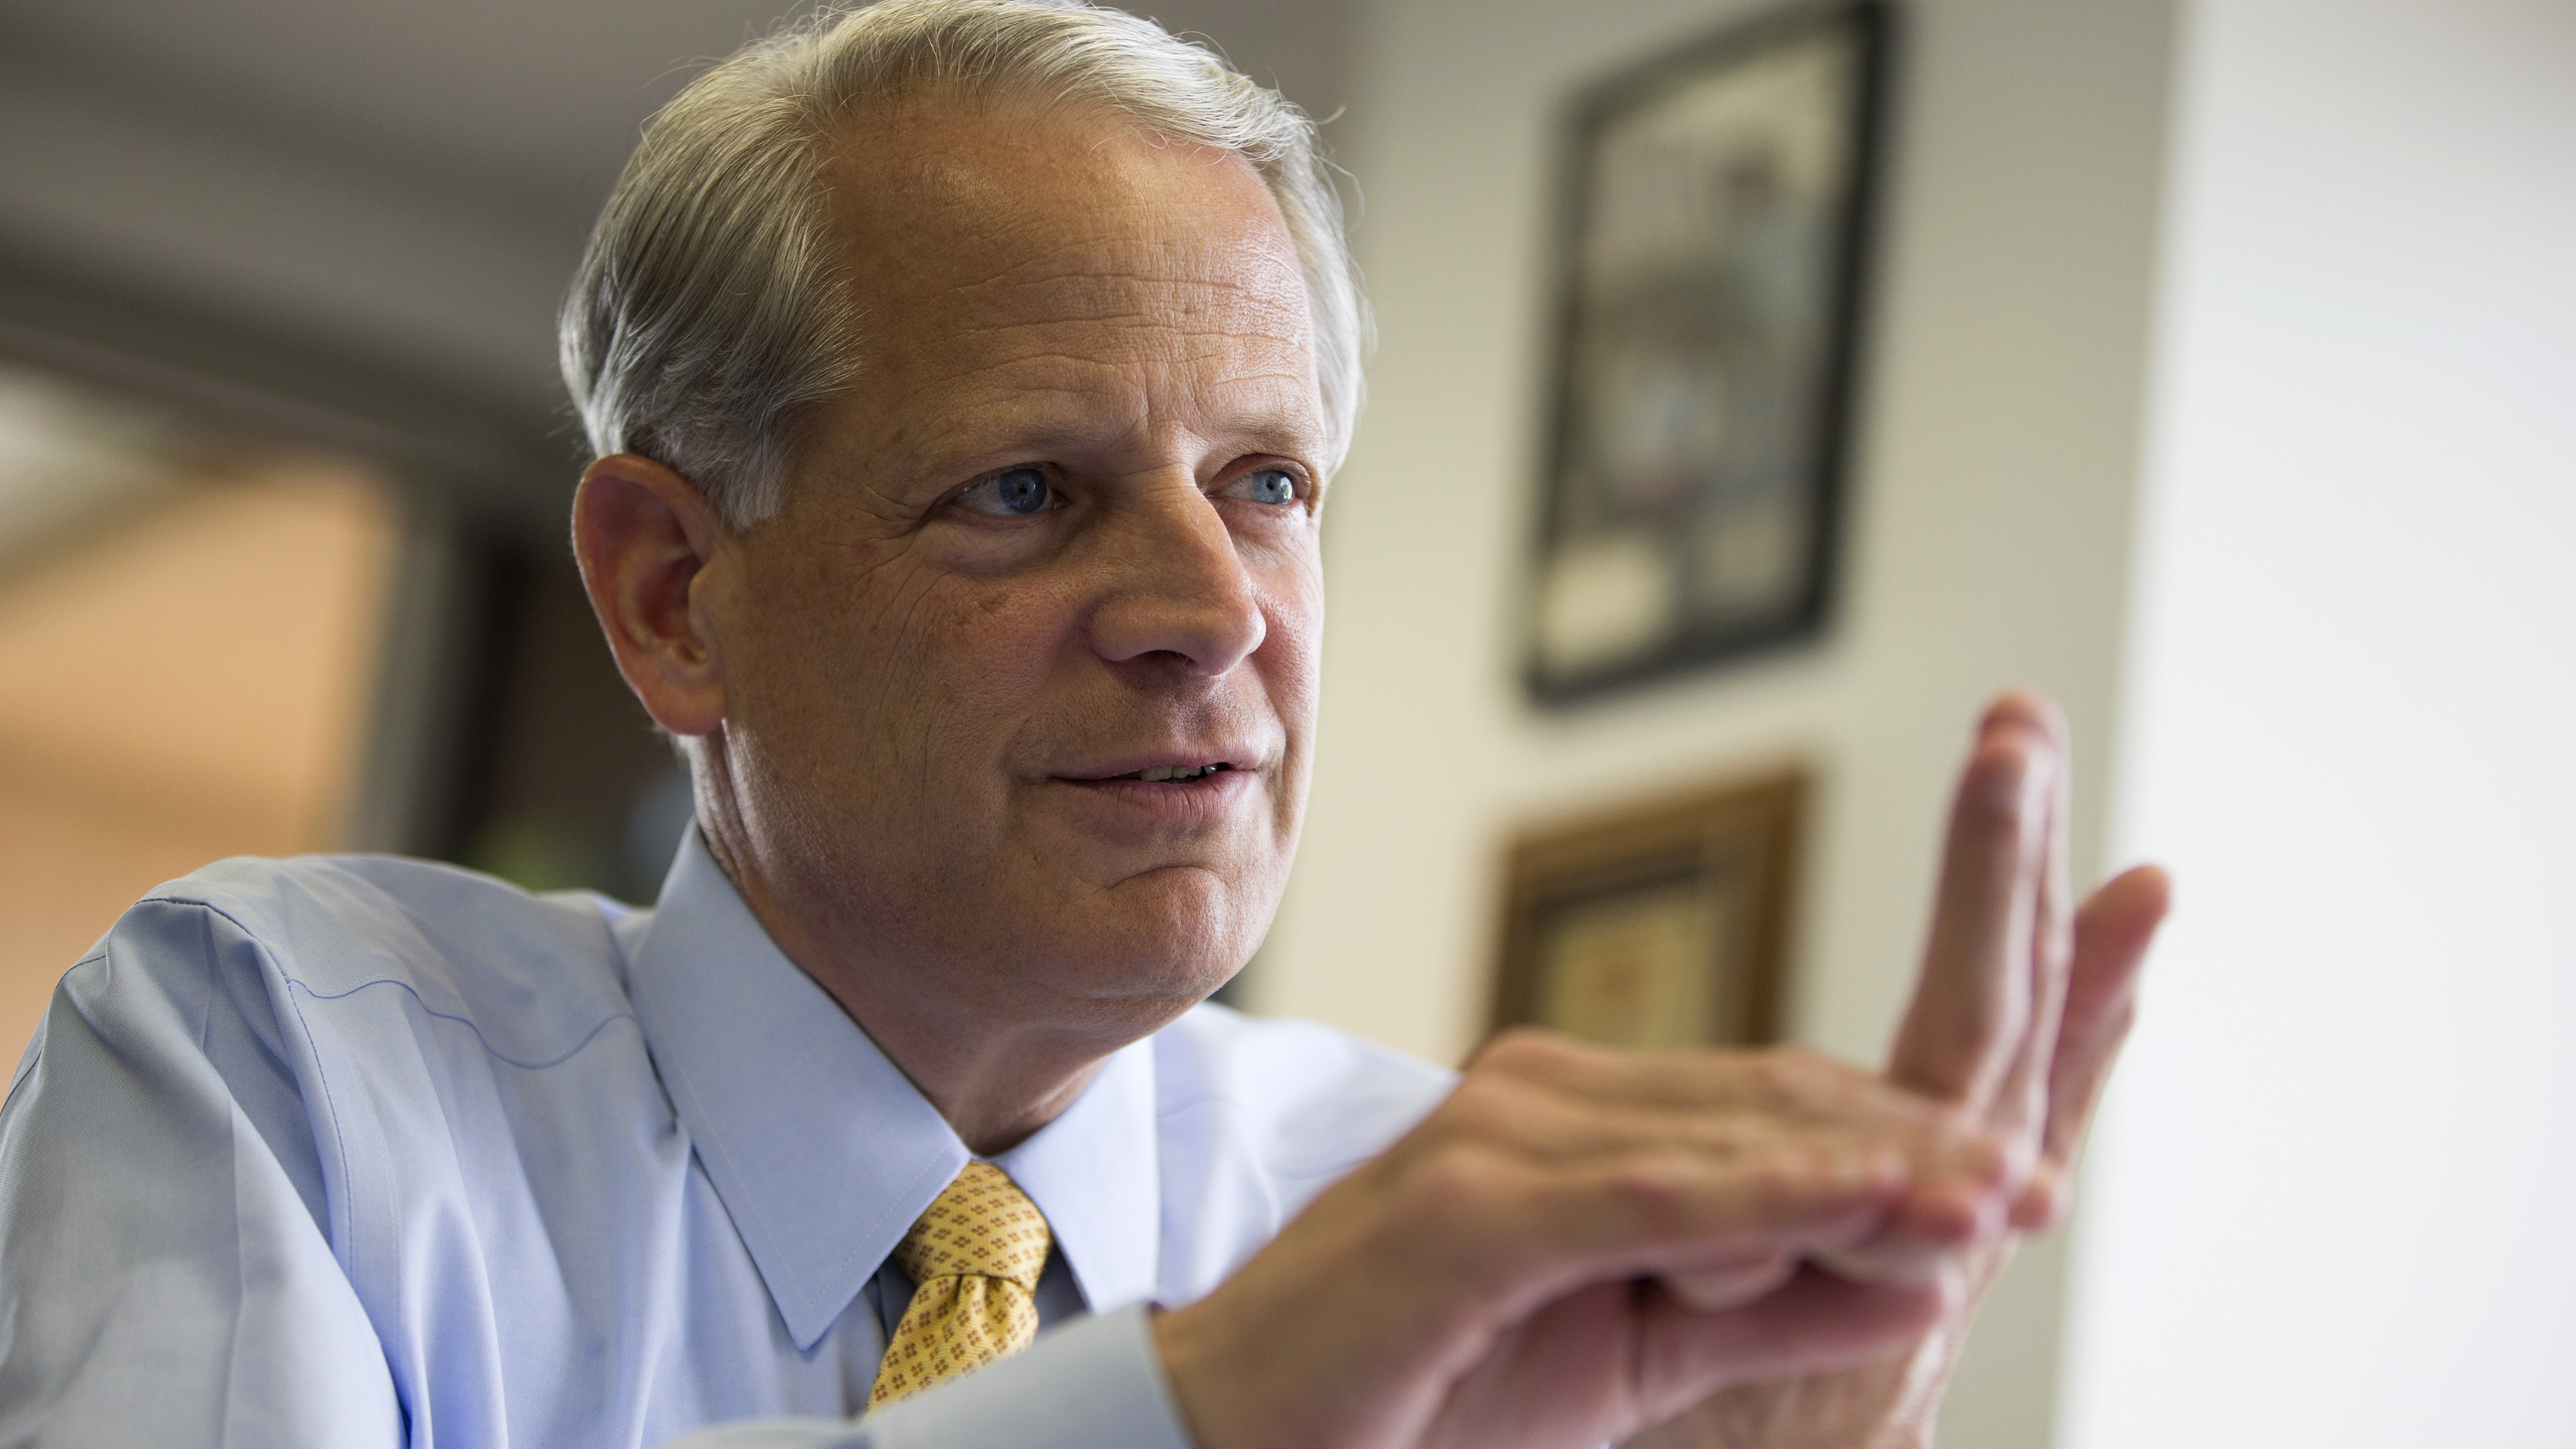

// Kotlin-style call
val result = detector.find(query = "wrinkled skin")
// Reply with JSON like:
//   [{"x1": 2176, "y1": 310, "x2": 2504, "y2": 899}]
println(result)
[{"x1": 571, "y1": 93, "x2": 2170, "y2": 1449}]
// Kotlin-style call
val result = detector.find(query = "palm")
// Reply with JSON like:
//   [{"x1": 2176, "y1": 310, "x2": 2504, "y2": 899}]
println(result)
[
  {"x1": 1420, "y1": 1283, "x2": 1654, "y2": 1449},
  {"x1": 1632, "y1": 1242, "x2": 2006, "y2": 1449},
  {"x1": 1654, "y1": 1357, "x2": 1941, "y2": 1449},
  {"x1": 1422, "y1": 1252, "x2": 1988, "y2": 1449}
]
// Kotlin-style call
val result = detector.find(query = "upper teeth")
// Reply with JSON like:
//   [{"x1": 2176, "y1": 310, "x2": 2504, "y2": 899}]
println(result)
[{"x1": 1135, "y1": 764, "x2": 1221, "y2": 782}]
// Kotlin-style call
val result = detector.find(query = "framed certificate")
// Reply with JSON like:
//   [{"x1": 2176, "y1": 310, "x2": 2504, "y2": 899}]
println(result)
[{"x1": 1490, "y1": 770, "x2": 1804, "y2": 1051}]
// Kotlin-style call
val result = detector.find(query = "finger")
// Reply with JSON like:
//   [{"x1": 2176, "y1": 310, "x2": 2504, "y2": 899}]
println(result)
[
  {"x1": 2014, "y1": 865, "x2": 2170, "y2": 1228},
  {"x1": 1630, "y1": 1265, "x2": 1950, "y2": 1410},
  {"x1": 1994, "y1": 695, "x2": 2078, "y2": 1146},
  {"x1": 1808, "y1": 1160, "x2": 2015, "y2": 1286},
  {"x1": 1427, "y1": 1040, "x2": 2025, "y2": 1288},
  {"x1": 1475, "y1": 1032, "x2": 1967, "y2": 1136},
  {"x1": 1430, "y1": 1065, "x2": 1920, "y2": 1181},
  {"x1": 1888, "y1": 697, "x2": 2060, "y2": 1110},
  {"x1": 1461, "y1": 1033, "x2": 2013, "y2": 1185},
  {"x1": 1499, "y1": 1140, "x2": 1912, "y2": 1277},
  {"x1": 1656, "y1": 1250, "x2": 1799, "y2": 1313},
  {"x1": 2043, "y1": 866, "x2": 2169, "y2": 1168}
]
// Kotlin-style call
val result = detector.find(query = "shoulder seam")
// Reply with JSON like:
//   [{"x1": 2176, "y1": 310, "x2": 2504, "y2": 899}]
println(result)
[
  {"x1": 134, "y1": 893, "x2": 636, "y2": 1071},
  {"x1": 0, "y1": 959, "x2": 97, "y2": 1118},
  {"x1": 289, "y1": 976, "x2": 639, "y2": 1073}
]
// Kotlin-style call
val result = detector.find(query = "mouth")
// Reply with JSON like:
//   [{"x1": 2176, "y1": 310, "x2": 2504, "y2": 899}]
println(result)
[
  {"x1": 1057, "y1": 746, "x2": 1255, "y2": 785},
  {"x1": 1108, "y1": 763, "x2": 1233, "y2": 784},
  {"x1": 1049, "y1": 756, "x2": 1253, "y2": 834}
]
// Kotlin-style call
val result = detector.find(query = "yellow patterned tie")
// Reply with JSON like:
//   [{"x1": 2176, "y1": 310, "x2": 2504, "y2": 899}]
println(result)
[{"x1": 866, "y1": 1162, "x2": 1054, "y2": 1409}]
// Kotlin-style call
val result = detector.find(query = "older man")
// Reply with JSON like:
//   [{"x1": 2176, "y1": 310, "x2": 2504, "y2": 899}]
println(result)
[{"x1": 0, "y1": 2, "x2": 2166, "y2": 1447}]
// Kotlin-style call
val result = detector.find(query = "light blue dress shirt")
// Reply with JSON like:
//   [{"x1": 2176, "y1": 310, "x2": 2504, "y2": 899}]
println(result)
[{"x1": 0, "y1": 830, "x2": 1453, "y2": 1448}]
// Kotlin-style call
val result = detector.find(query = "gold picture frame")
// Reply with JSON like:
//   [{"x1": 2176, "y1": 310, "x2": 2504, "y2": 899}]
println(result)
[{"x1": 1491, "y1": 770, "x2": 1803, "y2": 1051}]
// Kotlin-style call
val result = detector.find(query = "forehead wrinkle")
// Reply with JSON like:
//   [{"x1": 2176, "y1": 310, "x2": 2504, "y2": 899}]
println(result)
[
  {"x1": 878, "y1": 230, "x2": 1310, "y2": 406},
  {"x1": 898, "y1": 290, "x2": 1311, "y2": 400},
  {"x1": 947, "y1": 371, "x2": 1320, "y2": 446},
  {"x1": 942, "y1": 321, "x2": 1310, "y2": 381},
  {"x1": 922, "y1": 382, "x2": 1317, "y2": 465},
  {"x1": 930, "y1": 247, "x2": 1310, "y2": 343},
  {"x1": 942, "y1": 216, "x2": 1307, "y2": 296},
  {"x1": 937, "y1": 309, "x2": 1308, "y2": 363},
  {"x1": 840, "y1": 121, "x2": 1307, "y2": 330},
  {"x1": 931, "y1": 313, "x2": 1314, "y2": 398}
]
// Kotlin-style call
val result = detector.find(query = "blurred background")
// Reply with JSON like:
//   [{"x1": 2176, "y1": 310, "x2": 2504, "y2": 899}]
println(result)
[{"x1": 0, "y1": 0, "x2": 2568, "y2": 1445}]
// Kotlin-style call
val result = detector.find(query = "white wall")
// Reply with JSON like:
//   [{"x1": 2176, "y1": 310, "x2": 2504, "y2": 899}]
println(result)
[
  {"x1": 1258, "y1": 0, "x2": 2179, "y2": 1442},
  {"x1": 2062, "y1": 1, "x2": 2576, "y2": 1444}
]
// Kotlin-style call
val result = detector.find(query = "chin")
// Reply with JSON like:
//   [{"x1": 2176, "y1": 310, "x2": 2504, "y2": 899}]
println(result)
[{"x1": 1039, "y1": 864, "x2": 1265, "y2": 1009}]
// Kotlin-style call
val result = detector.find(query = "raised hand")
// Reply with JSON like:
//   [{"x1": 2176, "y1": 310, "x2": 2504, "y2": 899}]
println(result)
[
  {"x1": 1633, "y1": 695, "x2": 2170, "y2": 1448},
  {"x1": 1151, "y1": 696, "x2": 2163, "y2": 1449},
  {"x1": 1154, "y1": 1031, "x2": 2025, "y2": 1449},
  {"x1": 1151, "y1": 693, "x2": 2163, "y2": 1449}
]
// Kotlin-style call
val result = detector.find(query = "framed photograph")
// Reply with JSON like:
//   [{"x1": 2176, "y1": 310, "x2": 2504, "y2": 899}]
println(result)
[
  {"x1": 1490, "y1": 770, "x2": 1804, "y2": 1051},
  {"x1": 1527, "y1": 1, "x2": 1890, "y2": 702}
]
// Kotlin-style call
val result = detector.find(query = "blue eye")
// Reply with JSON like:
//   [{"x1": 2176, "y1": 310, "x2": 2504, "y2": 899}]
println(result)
[
  {"x1": 961, "y1": 467, "x2": 1054, "y2": 517},
  {"x1": 1231, "y1": 468, "x2": 1298, "y2": 506}
]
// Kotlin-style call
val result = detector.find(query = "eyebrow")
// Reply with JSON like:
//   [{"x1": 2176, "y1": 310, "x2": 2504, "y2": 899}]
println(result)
[{"x1": 889, "y1": 372, "x2": 1325, "y2": 476}]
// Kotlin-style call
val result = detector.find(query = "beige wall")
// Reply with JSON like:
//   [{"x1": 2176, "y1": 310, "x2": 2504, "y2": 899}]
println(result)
[
  {"x1": 1252, "y1": 0, "x2": 2179, "y2": 1441},
  {"x1": 0, "y1": 465, "x2": 392, "y2": 1063}
]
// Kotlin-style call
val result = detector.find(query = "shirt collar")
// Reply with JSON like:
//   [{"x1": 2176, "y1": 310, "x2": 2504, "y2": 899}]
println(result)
[
  {"x1": 996, "y1": 1031, "x2": 1160, "y2": 1317},
  {"x1": 626, "y1": 829, "x2": 1160, "y2": 1349}
]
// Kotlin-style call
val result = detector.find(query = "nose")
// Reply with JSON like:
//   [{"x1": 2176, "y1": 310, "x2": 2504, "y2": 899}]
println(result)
[{"x1": 1086, "y1": 481, "x2": 1266, "y2": 679}]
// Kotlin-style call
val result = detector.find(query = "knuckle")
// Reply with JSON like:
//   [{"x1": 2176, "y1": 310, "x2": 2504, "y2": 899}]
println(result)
[
  {"x1": 1739, "y1": 1147, "x2": 1811, "y2": 1198},
  {"x1": 1965, "y1": 788, "x2": 2032, "y2": 837},
  {"x1": 1961, "y1": 735, "x2": 2042, "y2": 820},
  {"x1": 1750, "y1": 1044, "x2": 1849, "y2": 1099},
  {"x1": 1602, "y1": 1156, "x2": 1693, "y2": 1222},
  {"x1": 1407, "y1": 1143, "x2": 1517, "y2": 1217},
  {"x1": 1691, "y1": 1111, "x2": 1762, "y2": 1156},
  {"x1": 1366, "y1": 1146, "x2": 1541, "y2": 1290},
  {"x1": 2101, "y1": 998, "x2": 2140, "y2": 1040},
  {"x1": 1433, "y1": 1075, "x2": 1523, "y2": 1141},
  {"x1": 1474, "y1": 1026, "x2": 1581, "y2": 1078},
  {"x1": 1762, "y1": 1043, "x2": 1828, "y2": 1078}
]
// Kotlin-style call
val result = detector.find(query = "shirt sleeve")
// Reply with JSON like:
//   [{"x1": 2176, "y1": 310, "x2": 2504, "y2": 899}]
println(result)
[
  {"x1": 0, "y1": 899, "x2": 403, "y2": 1448},
  {"x1": 653, "y1": 1304, "x2": 1195, "y2": 1449}
]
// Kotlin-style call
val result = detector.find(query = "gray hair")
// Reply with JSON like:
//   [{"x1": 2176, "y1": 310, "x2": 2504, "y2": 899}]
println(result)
[{"x1": 560, "y1": 0, "x2": 1368, "y2": 529}]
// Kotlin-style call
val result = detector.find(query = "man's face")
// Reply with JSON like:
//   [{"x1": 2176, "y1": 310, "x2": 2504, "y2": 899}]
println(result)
[{"x1": 703, "y1": 100, "x2": 1325, "y2": 1027}]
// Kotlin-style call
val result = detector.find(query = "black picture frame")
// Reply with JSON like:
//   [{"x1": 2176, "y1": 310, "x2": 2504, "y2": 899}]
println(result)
[{"x1": 1525, "y1": 0, "x2": 1891, "y2": 704}]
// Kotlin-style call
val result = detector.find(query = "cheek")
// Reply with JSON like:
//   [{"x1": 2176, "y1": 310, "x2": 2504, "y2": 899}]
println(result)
[
  {"x1": 740, "y1": 549, "x2": 1069, "y2": 801},
  {"x1": 1262, "y1": 554, "x2": 1325, "y2": 725},
  {"x1": 1255, "y1": 556, "x2": 1325, "y2": 824}
]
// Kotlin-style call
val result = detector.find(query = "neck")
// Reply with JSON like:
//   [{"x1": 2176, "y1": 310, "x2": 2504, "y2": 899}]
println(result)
[{"x1": 694, "y1": 771, "x2": 1153, "y2": 1156}]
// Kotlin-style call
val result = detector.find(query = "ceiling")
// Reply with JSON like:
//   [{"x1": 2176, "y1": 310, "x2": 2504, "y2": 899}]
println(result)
[
  {"x1": 0, "y1": 0, "x2": 1366, "y2": 423},
  {"x1": 0, "y1": 0, "x2": 1364, "y2": 222}
]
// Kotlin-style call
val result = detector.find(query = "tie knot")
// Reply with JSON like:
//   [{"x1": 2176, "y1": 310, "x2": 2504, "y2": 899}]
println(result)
[{"x1": 891, "y1": 1162, "x2": 1051, "y2": 1291}]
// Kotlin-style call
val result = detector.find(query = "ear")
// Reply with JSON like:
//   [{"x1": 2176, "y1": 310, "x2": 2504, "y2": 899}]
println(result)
[{"x1": 571, "y1": 454, "x2": 735, "y2": 737}]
